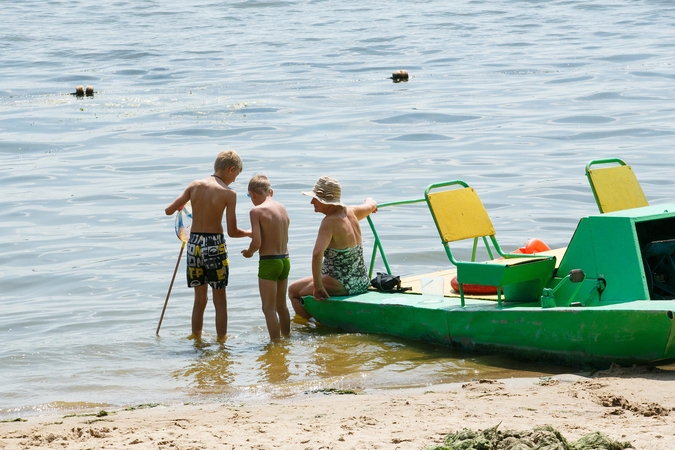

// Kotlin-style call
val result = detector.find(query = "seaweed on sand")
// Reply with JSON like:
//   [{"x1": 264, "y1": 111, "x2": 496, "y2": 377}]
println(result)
[{"x1": 423, "y1": 423, "x2": 633, "y2": 450}]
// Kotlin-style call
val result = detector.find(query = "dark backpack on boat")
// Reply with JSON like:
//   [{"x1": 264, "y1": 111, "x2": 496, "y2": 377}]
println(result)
[{"x1": 370, "y1": 272, "x2": 411, "y2": 293}]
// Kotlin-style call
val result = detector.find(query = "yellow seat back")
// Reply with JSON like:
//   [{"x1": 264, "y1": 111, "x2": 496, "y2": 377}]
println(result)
[
  {"x1": 587, "y1": 164, "x2": 648, "y2": 213},
  {"x1": 427, "y1": 187, "x2": 495, "y2": 243}
]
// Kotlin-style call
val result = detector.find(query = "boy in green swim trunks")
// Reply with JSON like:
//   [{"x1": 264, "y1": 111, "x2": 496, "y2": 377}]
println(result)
[
  {"x1": 165, "y1": 150, "x2": 251, "y2": 342},
  {"x1": 241, "y1": 174, "x2": 291, "y2": 340}
]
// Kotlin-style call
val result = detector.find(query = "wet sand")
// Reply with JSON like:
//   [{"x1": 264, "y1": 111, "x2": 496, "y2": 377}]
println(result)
[{"x1": 2, "y1": 364, "x2": 674, "y2": 449}]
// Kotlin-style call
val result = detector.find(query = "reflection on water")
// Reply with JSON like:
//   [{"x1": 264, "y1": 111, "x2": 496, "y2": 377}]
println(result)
[
  {"x1": 177, "y1": 327, "x2": 675, "y2": 400},
  {"x1": 308, "y1": 332, "x2": 467, "y2": 381},
  {"x1": 272, "y1": 326, "x2": 577, "y2": 395},
  {"x1": 256, "y1": 341, "x2": 291, "y2": 385},
  {"x1": 177, "y1": 341, "x2": 236, "y2": 395}
]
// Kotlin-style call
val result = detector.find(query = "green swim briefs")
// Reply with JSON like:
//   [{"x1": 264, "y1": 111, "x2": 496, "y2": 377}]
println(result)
[{"x1": 258, "y1": 254, "x2": 291, "y2": 281}]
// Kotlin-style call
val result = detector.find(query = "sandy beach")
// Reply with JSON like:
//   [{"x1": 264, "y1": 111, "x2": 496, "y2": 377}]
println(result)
[{"x1": 2, "y1": 364, "x2": 674, "y2": 450}]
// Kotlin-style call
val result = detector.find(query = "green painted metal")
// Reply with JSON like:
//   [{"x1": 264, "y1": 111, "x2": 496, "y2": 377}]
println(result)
[
  {"x1": 302, "y1": 292, "x2": 675, "y2": 367},
  {"x1": 366, "y1": 197, "x2": 426, "y2": 279},
  {"x1": 555, "y1": 215, "x2": 647, "y2": 304},
  {"x1": 303, "y1": 182, "x2": 675, "y2": 367},
  {"x1": 554, "y1": 205, "x2": 675, "y2": 304}
]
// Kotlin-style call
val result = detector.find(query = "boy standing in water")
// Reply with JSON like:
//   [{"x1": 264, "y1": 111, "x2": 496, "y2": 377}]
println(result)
[
  {"x1": 241, "y1": 174, "x2": 291, "y2": 340},
  {"x1": 165, "y1": 150, "x2": 251, "y2": 342}
]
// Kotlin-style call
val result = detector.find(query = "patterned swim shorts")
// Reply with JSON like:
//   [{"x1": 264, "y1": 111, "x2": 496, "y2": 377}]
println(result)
[{"x1": 186, "y1": 232, "x2": 229, "y2": 289}]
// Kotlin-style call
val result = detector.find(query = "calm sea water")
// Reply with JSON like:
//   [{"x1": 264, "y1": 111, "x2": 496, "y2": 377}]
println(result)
[{"x1": 2, "y1": 0, "x2": 675, "y2": 418}]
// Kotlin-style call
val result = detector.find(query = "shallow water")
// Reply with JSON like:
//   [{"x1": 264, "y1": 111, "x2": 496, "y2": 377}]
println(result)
[{"x1": 2, "y1": 0, "x2": 675, "y2": 418}]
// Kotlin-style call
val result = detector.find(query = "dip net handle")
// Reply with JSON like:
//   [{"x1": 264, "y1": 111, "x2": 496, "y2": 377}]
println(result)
[{"x1": 156, "y1": 241, "x2": 185, "y2": 336}]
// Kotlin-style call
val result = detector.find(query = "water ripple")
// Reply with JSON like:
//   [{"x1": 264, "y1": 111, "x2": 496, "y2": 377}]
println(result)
[
  {"x1": 373, "y1": 113, "x2": 480, "y2": 124},
  {"x1": 2, "y1": 0, "x2": 675, "y2": 418}
]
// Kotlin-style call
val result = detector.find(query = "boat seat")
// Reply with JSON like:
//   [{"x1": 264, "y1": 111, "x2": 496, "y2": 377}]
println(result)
[
  {"x1": 586, "y1": 158, "x2": 648, "y2": 213},
  {"x1": 425, "y1": 180, "x2": 556, "y2": 306}
]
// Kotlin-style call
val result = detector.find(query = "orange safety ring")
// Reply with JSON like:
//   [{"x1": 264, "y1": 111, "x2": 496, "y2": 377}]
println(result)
[
  {"x1": 450, "y1": 276, "x2": 499, "y2": 295},
  {"x1": 514, "y1": 238, "x2": 551, "y2": 254}
]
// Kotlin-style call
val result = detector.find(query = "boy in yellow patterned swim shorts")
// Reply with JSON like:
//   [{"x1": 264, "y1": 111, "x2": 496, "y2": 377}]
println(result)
[
  {"x1": 241, "y1": 174, "x2": 291, "y2": 340},
  {"x1": 165, "y1": 150, "x2": 251, "y2": 342}
]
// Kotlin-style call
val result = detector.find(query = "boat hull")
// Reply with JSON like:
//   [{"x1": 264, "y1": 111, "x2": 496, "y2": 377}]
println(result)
[{"x1": 302, "y1": 292, "x2": 675, "y2": 368}]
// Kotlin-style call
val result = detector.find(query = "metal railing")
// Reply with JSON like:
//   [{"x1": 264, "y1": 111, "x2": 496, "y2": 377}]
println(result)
[{"x1": 366, "y1": 197, "x2": 426, "y2": 279}]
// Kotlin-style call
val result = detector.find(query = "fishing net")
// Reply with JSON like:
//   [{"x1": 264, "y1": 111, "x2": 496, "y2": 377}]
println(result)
[
  {"x1": 175, "y1": 202, "x2": 192, "y2": 243},
  {"x1": 157, "y1": 201, "x2": 193, "y2": 336}
]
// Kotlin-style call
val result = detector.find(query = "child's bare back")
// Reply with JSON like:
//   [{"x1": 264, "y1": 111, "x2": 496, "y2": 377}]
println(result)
[
  {"x1": 252, "y1": 198, "x2": 290, "y2": 256},
  {"x1": 241, "y1": 175, "x2": 289, "y2": 258},
  {"x1": 174, "y1": 176, "x2": 233, "y2": 232}
]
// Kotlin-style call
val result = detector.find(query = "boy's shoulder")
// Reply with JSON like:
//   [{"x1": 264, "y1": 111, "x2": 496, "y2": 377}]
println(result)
[
  {"x1": 189, "y1": 176, "x2": 215, "y2": 187},
  {"x1": 188, "y1": 177, "x2": 237, "y2": 205},
  {"x1": 256, "y1": 197, "x2": 286, "y2": 213},
  {"x1": 268, "y1": 196, "x2": 286, "y2": 207}
]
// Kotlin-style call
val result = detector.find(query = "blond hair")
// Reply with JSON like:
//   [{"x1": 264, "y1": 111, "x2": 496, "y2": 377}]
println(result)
[
  {"x1": 214, "y1": 150, "x2": 243, "y2": 172},
  {"x1": 248, "y1": 174, "x2": 270, "y2": 195}
]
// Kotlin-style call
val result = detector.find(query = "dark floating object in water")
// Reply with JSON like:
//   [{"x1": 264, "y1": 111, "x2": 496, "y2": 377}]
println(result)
[
  {"x1": 391, "y1": 70, "x2": 409, "y2": 83},
  {"x1": 71, "y1": 85, "x2": 95, "y2": 97}
]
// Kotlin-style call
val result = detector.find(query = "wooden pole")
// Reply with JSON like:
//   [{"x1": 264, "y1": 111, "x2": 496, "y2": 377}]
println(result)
[{"x1": 156, "y1": 242, "x2": 185, "y2": 336}]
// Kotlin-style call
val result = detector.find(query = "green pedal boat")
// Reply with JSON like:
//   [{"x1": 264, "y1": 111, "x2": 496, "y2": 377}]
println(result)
[{"x1": 301, "y1": 159, "x2": 675, "y2": 368}]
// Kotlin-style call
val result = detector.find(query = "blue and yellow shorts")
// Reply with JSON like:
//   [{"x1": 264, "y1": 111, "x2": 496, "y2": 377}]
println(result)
[{"x1": 186, "y1": 232, "x2": 229, "y2": 289}]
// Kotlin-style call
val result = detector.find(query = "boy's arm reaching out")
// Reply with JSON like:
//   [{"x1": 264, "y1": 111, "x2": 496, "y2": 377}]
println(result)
[
  {"x1": 225, "y1": 193, "x2": 252, "y2": 238},
  {"x1": 241, "y1": 209, "x2": 261, "y2": 258},
  {"x1": 165, "y1": 186, "x2": 191, "y2": 215}
]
